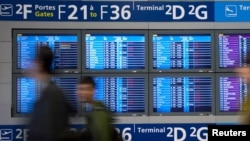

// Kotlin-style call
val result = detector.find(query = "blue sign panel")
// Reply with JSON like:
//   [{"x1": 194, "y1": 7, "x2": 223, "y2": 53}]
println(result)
[
  {"x1": 215, "y1": 2, "x2": 250, "y2": 22},
  {"x1": 0, "y1": 1, "x2": 213, "y2": 22},
  {"x1": 0, "y1": 123, "x2": 212, "y2": 141}
]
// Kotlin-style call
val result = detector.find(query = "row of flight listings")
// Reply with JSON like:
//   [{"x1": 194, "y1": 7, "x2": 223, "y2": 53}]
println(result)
[
  {"x1": 13, "y1": 73, "x2": 247, "y2": 117},
  {"x1": 12, "y1": 29, "x2": 250, "y2": 73}
]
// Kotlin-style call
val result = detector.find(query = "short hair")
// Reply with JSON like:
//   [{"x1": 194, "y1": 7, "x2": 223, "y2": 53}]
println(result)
[
  {"x1": 79, "y1": 76, "x2": 96, "y2": 88},
  {"x1": 35, "y1": 46, "x2": 53, "y2": 73}
]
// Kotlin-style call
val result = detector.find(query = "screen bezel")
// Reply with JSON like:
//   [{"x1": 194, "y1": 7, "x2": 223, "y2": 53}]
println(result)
[
  {"x1": 82, "y1": 30, "x2": 149, "y2": 73},
  {"x1": 149, "y1": 73, "x2": 215, "y2": 116},
  {"x1": 215, "y1": 30, "x2": 250, "y2": 72},
  {"x1": 149, "y1": 30, "x2": 215, "y2": 73},
  {"x1": 12, "y1": 29, "x2": 82, "y2": 74},
  {"x1": 215, "y1": 73, "x2": 248, "y2": 115},
  {"x1": 12, "y1": 74, "x2": 81, "y2": 117},
  {"x1": 81, "y1": 73, "x2": 149, "y2": 116}
]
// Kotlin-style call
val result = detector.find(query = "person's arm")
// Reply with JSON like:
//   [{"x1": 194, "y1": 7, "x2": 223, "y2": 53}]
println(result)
[{"x1": 91, "y1": 110, "x2": 112, "y2": 141}]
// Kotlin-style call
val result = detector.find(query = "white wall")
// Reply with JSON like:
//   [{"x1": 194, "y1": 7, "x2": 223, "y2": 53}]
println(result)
[{"x1": 0, "y1": 21, "x2": 248, "y2": 125}]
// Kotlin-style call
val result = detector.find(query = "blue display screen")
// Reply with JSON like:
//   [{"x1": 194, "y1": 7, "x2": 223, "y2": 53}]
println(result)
[
  {"x1": 152, "y1": 76, "x2": 213, "y2": 113},
  {"x1": 90, "y1": 76, "x2": 146, "y2": 113},
  {"x1": 15, "y1": 76, "x2": 78, "y2": 114},
  {"x1": 85, "y1": 34, "x2": 146, "y2": 70},
  {"x1": 152, "y1": 35, "x2": 212, "y2": 70},
  {"x1": 16, "y1": 77, "x2": 39, "y2": 114},
  {"x1": 16, "y1": 34, "x2": 79, "y2": 71}
]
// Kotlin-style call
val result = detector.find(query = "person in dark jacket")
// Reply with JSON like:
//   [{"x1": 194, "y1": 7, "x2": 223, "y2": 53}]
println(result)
[{"x1": 27, "y1": 46, "x2": 70, "y2": 141}]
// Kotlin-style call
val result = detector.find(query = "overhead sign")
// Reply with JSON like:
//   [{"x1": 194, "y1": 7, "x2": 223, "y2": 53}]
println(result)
[
  {"x1": 215, "y1": 2, "x2": 250, "y2": 22},
  {"x1": 0, "y1": 1, "x2": 213, "y2": 22},
  {"x1": 0, "y1": 1, "x2": 250, "y2": 22},
  {"x1": 0, "y1": 123, "x2": 211, "y2": 141},
  {"x1": 0, "y1": 123, "x2": 244, "y2": 141}
]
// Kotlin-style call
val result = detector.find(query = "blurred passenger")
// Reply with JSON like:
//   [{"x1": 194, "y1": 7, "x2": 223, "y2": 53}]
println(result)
[
  {"x1": 28, "y1": 46, "x2": 71, "y2": 141},
  {"x1": 77, "y1": 76, "x2": 121, "y2": 141},
  {"x1": 235, "y1": 55, "x2": 250, "y2": 124}
]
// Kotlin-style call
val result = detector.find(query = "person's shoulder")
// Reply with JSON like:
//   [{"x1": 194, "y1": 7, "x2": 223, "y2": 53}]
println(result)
[
  {"x1": 92, "y1": 101, "x2": 117, "y2": 122},
  {"x1": 45, "y1": 82, "x2": 65, "y2": 99},
  {"x1": 92, "y1": 101, "x2": 107, "y2": 111},
  {"x1": 47, "y1": 82, "x2": 62, "y2": 92}
]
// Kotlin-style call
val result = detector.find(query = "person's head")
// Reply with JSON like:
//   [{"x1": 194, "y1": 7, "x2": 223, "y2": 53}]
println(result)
[
  {"x1": 236, "y1": 54, "x2": 250, "y2": 83},
  {"x1": 29, "y1": 46, "x2": 53, "y2": 81},
  {"x1": 77, "y1": 76, "x2": 96, "y2": 102}
]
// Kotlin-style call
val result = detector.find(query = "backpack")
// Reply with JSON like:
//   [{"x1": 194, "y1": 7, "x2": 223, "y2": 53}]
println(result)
[{"x1": 80, "y1": 101, "x2": 124, "y2": 141}]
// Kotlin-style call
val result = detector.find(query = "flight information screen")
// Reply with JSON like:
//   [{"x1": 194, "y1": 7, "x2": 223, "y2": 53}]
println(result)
[
  {"x1": 89, "y1": 76, "x2": 146, "y2": 113},
  {"x1": 152, "y1": 34, "x2": 212, "y2": 70},
  {"x1": 85, "y1": 34, "x2": 146, "y2": 70},
  {"x1": 218, "y1": 34, "x2": 250, "y2": 69},
  {"x1": 16, "y1": 34, "x2": 79, "y2": 71},
  {"x1": 16, "y1": 77, "x2": 40, "y2": 114},
  {"x1": 15, "y1": 76, "x2": 78, "y2": 114},
  {"x1": 218, "y1": 76, "x2": 248, "y2": 112},
  {"x1": 152, "y1": 76, "x2": 213, "y2": 113}
]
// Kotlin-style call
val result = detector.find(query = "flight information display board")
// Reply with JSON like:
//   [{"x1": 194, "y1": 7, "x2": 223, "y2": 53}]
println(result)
[
  {"x1": 150, "y1": 74, "x2": 214, "y2": 115},
  {"x1": 13, "y1": 30, "x2": 81, "y2": 73},
  {"x1": 217, "y1": 32, "x2": 250, "y2": 72},
  {"x1": 216, "y1": 74, "x2": 248, "y2": 114},
  {"x1": 84, "y1": 31, "x2": 147, "y2": 72},
  {"x1": 151, "y1": 33, "x2": 213, "y2": 72},
  {"x1": 12, "y1": 75, "x2": 80, "y2": 116},
  {"x1": 82, "y1": 74, "x2": 147, "y2": 115},
  {"x1": 14, "y1": 77, "x2": 40, "y2": 114}
]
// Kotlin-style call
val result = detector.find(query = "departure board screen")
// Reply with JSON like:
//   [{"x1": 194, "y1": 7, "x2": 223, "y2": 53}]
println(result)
[
  {"x1": 85, "y1": 34, "x2": 146, "y2": 71},
  {"x1": 152, "y1": 76, "x2": 213, "y2": 114},
  {"x1": 152, "y1": 34, "x2": 212, "y2": 71},
  {"x1": 218, "y1": 34, "x2": 250, "y2": 70},
  {"x1": 16, "y1": 77, "x2": 40, "y2": 114},
  {"x1": 16, "y1": 34, "x2": 79, "y2": 72},
  {"x1": 218, "y1": 75, "x2": 248, "y2": 113},
  {"x1": 14, "y1": 76, "x2": 79, "y2": 115},
  {"x1": 84, "y1": 76, "x2": 146, "y2": 113}
]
